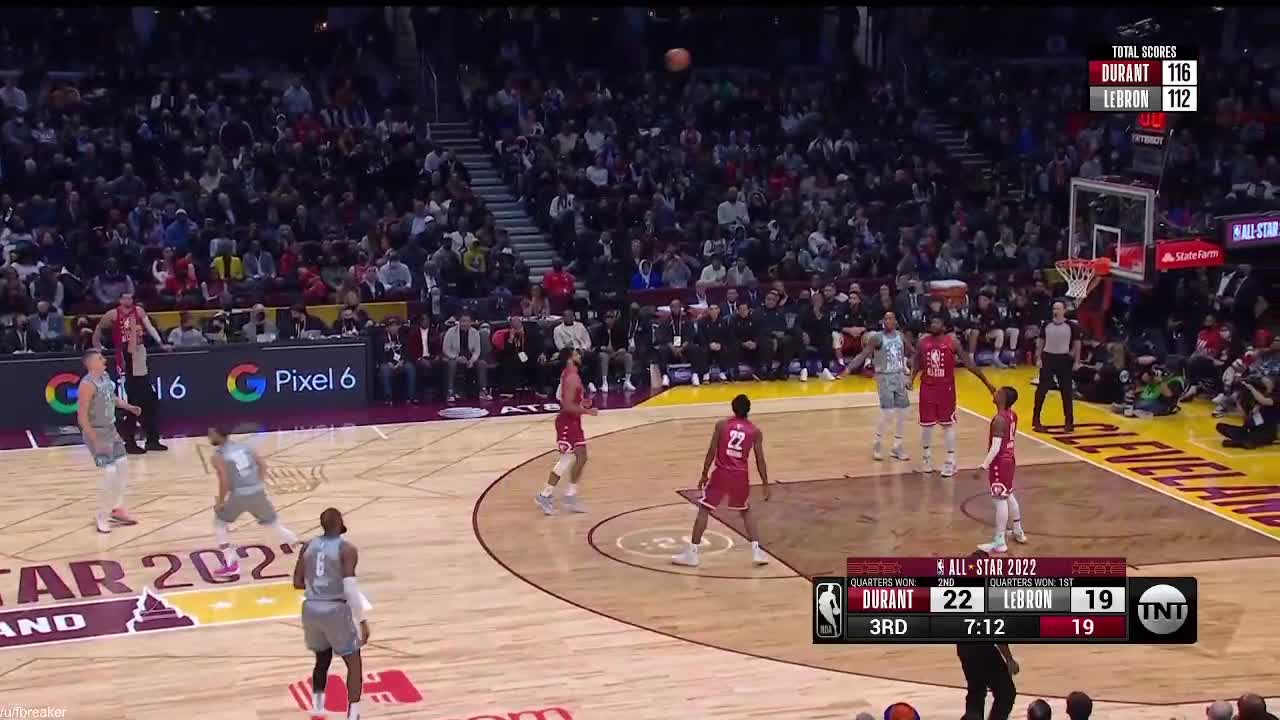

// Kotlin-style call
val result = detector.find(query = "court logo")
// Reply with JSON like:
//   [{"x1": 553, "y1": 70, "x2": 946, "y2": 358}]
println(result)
[
  {"x1": 288, "y1": 669, "x2": 424, "y2": 713},
  {"x1": 814, "y1": 578, "x2": 843, "y2": 640},
  {"x1": 1128, "y1": 577, "x2": 1197, "y2": 644},
  {"x1": 226, "y1": 364, "x2": 267, "y2": 402},
  {"x1": 45, "y1": 373, "x2": 81, "y2": 414}
]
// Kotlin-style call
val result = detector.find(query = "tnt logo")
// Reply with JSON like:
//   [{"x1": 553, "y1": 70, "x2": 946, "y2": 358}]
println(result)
[
  {"x1": 1128, "y1": 577, "x2": 1197, "y2": 644},
  {"x1": 288, "y1": 669, "x2": 423, "y2": 713}
]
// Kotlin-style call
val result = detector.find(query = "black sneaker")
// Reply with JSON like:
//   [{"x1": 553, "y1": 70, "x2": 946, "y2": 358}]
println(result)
[
  {"x1": 124, "y1": 444, "x2": 147, "y2": 455},
  {"x1": 145, "y1": 441, "x2": 168, "y2": 452}
]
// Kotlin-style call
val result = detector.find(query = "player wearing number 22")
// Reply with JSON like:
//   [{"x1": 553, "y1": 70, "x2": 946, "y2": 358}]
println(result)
[
  {"x1": 978, "y1": 387, "x2": 1028, "y2": 554},
  {"x1": 208, "y1": 426, "x2": 300, "y2": 575},
  {"x1": 673, "y1": 394, "x2": 771, "y2": 567}
]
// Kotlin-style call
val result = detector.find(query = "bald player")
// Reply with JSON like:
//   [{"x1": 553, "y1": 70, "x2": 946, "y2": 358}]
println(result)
[{"x1": 293, "y1": 508, "x2": 369, "y2": 720}]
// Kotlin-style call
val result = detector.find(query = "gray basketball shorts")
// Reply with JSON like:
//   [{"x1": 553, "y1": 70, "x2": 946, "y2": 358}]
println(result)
[
  {"x1": 875, "y1": 372, "x2": 911, "y2": 410},
  {"x1": 302, "y1": 599, "x2": 361, "y2": 657},
  {"x1": 215, "y1": 491, "x2": 278, "y2": 525},
  {"x1": 91, "y1": 429, "x2": 127, "y2": 468}
]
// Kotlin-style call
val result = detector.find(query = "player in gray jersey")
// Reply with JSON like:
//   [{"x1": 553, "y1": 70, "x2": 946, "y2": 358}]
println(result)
[
  {"x1": 293, "y1": 508, "x2": 369, "y2": 720},
  {"x1": 208, "y1": 427, "x2": 299, "y2": 576},
  {"x1": 849, "y1": 311, "x2": 914, "y2": 461},
  {"x1": 76, "y1": 349, "x2": 142, "y2": 534}
]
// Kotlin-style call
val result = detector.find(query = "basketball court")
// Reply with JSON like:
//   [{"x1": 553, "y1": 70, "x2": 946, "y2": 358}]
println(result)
[{"x1": 0, "y1": 361, "x2": 1278, "y2": 719}]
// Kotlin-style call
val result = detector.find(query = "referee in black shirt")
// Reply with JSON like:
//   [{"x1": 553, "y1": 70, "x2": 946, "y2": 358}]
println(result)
[
  {"x1": 957, "y1": 622, "x2": 1020, "y2": 719},
  {"x1": 1033, "y1": 301, "x2": 1082, "y2": 433}
]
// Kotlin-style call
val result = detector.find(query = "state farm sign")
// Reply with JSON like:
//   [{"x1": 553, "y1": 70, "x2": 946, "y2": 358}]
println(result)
[
  {"x1": 1223, "y1": 213, "x2": 1280, "y2": 248},
  {"x1": 1156, "y1": 239, "x2": 1225, "y2": 270}
]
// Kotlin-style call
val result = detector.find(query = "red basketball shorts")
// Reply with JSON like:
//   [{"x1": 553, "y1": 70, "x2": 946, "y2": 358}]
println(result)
[
  {"x1": 918, "y1": 386, "x2": 958, "y2": 426},
  {"x1": 699, "y1": 468, "x2": 750, "y2": 511},
  {"x1": 555, "y1": 414, "x2": 586, "y2": 454},
  {"x1": 988, "y1": 459, "x2": 1016, "y2": 497}
]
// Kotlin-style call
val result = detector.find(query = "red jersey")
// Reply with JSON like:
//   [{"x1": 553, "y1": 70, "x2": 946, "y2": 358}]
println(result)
[
  {"x1": 715, "y1": 417, "x2": 757, "y2": 474},
  {"x1": 557, "y1": 365, "x2": 586, "y2": 413},
  {"x1": 554, "y1": 364, "x2": 588, "y2": 453},
  {"x1": 918, "y1": 333, "x2": 957, "y2": 388},
  {"x1": 990, "y1": 408, "x2": 1018, "y2": 463}
]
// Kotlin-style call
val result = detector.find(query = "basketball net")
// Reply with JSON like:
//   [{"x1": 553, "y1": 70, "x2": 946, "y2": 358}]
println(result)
[{"x1": 1055, "y1": 257, "x2": 1110, "y2": 300}]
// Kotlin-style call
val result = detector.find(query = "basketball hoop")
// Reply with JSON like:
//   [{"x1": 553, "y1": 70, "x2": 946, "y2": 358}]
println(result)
[{"x1": 1055, "y1": 257, "x2": 1111, "y2": 299}]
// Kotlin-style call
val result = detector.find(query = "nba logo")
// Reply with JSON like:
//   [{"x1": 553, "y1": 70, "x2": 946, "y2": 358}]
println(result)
[
  {"x1": 1127, "y1": 577, "x2": 1197, "y2": 644},
  {"x1": 814, "y1": 579, "x2": 844, "y2": 641}
]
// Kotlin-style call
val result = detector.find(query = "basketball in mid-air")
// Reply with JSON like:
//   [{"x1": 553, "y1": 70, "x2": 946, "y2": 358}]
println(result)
[{"x1": 665, "y1": 48, "x2": 691, "y2": 72}]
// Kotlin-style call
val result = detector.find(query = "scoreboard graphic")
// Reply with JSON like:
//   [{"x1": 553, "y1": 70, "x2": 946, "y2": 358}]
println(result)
[
  {"x1": 1087, "y1": 44, "x2": 1198, "y2": 113},
  {"x1": 812, "y1": 557, "x2": 1198, "y2": 644}
]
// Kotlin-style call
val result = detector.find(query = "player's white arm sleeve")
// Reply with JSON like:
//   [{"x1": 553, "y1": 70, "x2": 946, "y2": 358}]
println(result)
[
  {"x1": 980, "y1": 437, "x2": 1002, "y2": 469},
  {"x1": 343, "y1": 577, "x2": 371, "y2": 622}
]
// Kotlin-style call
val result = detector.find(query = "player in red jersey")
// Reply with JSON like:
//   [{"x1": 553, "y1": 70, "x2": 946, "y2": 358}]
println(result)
[
  {"x1": 977, "y1": 387, "x2": 1027, "y2": 553},
  {"x1": 536, "y1": 348, "x2": 598, "y2": 515},
  {"x1": 672, "y1": 394, "x2": 771, "y2": 568},
  {"x1": 911, "y1": 314, "x2": 996, "y2": 477}
]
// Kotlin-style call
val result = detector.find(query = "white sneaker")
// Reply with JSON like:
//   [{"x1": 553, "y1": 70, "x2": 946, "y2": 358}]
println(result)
[
  {"x1": 702, "y1": 373, "x2": 711, "y2": 384},
  {"x1": 921, "y1": 453, "x2": 934, "y2": 473},
  {"x1": 941, "y1": 459, "x2": 957, "y2": 478},
  {"x1": 588, "y1": 382, "x2": 598, "y2": 394},
  {"x1": 95, "y1": 514, "x2": 111, "y2": 534},
  {"x1": 623, "y1": 379, "x2": 637, "y2": 392},
  {"x1": 978, "y1": 541, "x2": 1009, "y2": 554},
  {"x1": 993, "y1": 357, "x2": 1009, "y2": 369},
  {"x1": 1211, "y1": 393, "x2": 1227, "y2": 405},
  {"x1": 671, "y1": 548, "x2": 700, "y2": 567},
  {"x1": 691, "y1": 373, "x2": 701, "y2": 387},
  {"x1": 600, "y1": 381, "x2": 610, "y2": 394},
  {"x1": 662, "y1": 374, "x2": 671, "y2": 388},
  {"x1": 820, "y1": 368, "x2": 836, "y2": 381},
  {"x1": 1011, "y1": 530, "x2": 1028, "y2": 544},
  {"x1": 891, "y1": 444, "x2": 910, "y2": 461},
  {"x1": 751, "y1": 545, "x2": 768, "y2": 566},
  {"x1": 873, "y1": 441, "x2": 884, "y2": 461},
  {"x1": 799, "y1": 368, "x2": 809, "y2": 382}
]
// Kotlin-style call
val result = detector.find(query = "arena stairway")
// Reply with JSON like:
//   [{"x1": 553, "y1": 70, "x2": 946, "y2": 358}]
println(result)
[
  {"x1": 917, "y1": 108, "x2": 1025, "y2": 203},
  {"x1": 429, "y1": 122, "x2": 563, "y2": 288}
]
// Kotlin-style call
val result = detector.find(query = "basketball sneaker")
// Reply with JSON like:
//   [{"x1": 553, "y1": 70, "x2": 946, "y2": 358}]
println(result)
[
  {"x1": 623, "y1": 379, "x2": 637, "y2": 392},
  {"x1": 819, "y1": 368, "x2": 836, "y2": 381},
  {"x1": 215, "y1": 561, "x2": 240, "y2": 577},
  {"x1": 661, "y1": 374, "x2": 671, "y2": 388},
  {"x1": 534, "y1": 494, "x2": 555, "y2": 516},
  {"x1": 691, "y1": 373, "x2": 700, "y2": 387},
  {"x1": 941, "y1": 456, "x2": 958, "y2": 478},
  {"x1": 110, "y1": 508, "x2": 138, "y2": 526},
  {"x1": 921, "y1": 451, "x2": 934, "y2": 473},
  {"x1": 1011, "y1": 529, "x2": 1028, "y2": 544},
  {"x1": 872, "y1": 440, "x2": 884, "y2": 461},
  {"x1": 890, "y1": 444, "x2": 909, "y2": 461},
  {"x1": 799, "y1": 367, "x2": 809, "y2": 382},
  {"x1": 978, "y1": 540, "x2": 1009, "y2": 554},
  {"x1": 95, "y1": 513, "x2": 111, "y2": 534},
  {"x1": 751, "y1": 544, "x2": 768, "y2": 566},
  {"x1": 671, "y1": 547, "x2": 700, "y2": 567},
  {"x1": 564, "y1": 495, "x2": 587, "y2": 513},
  {"x1": 600, "y1": 381, "x2": 610, "y2": 394}
]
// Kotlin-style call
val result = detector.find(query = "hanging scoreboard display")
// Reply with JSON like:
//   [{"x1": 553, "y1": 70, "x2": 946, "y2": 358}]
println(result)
[
  {"x1": 1087, "y1": 44, "x2": 1198, "y2": 113},
  {"x1": 812, "y1": 557, "x2": 1198, "y2": 644}
]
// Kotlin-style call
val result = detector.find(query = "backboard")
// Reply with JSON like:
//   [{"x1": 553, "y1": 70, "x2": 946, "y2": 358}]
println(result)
[{"x1": 1068, "y1": 177, "x2": 1155, "y2": 286}]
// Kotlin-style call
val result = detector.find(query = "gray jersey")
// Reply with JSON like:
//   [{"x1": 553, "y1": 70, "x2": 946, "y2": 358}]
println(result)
[
  {"x1": 82, "y1": 373, "x2": 119, "y2": 429},
  {"x1": 216, "y1": 440, "x2": 265, "y2": 496},
  {"x1": 870, "y1": 331, "x2": 907, "y2": 374},
  {"x1": 303, "y1": 536, "x2": 347, "y2": 602}
]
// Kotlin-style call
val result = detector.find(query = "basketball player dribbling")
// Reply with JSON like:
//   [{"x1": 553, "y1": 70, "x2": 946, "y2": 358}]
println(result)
[
  {"x1": 672, "y1": 394, "x2": 770, "y2": 567},
  {"x1": 536, "y1": 348, "x2": 598, "y2": 515},
  {"x1": 913, "y1": 315, "x2": 997, "y2": 477},
  {"x1": 293, "y1": 508, "x2": 370, "y2": 720},
  {"x1": 76, "y1": 349, "x2": 142, "y2": 533},
  {"x1": 978, "y1": 387, "x2": 1028, "y2": 553},
  {"x1": 849, "y1": 311, "x2": 913, "y2": 461},
  {"x1": 208, "y1": 426, "x2": 299, "y2": 575}
]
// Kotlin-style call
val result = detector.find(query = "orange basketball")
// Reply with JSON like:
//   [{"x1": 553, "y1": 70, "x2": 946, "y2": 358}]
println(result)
[{"x1": 665, "y1": 48, "x2": 691, "y2": 72}]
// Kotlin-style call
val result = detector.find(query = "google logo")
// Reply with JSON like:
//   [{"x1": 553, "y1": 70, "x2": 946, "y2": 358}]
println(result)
[
  {"x1": 45, "y1": 372, "x2": 82, "y2": 414},
  {"x1": 226, "y1": 364, "x2": 267, "y2": 402}
]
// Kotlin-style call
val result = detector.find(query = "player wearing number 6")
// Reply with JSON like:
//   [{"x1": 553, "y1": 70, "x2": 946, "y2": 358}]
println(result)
[
  {"x1": 672, "y1": 394, "x2": 771, "y2": 568},
  {"x1": 978, "y1": 388, "x2": 1028, "y2": 554},
  {"x1": 208, "y1": 426, "x2": 299, "y2": 576}
]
